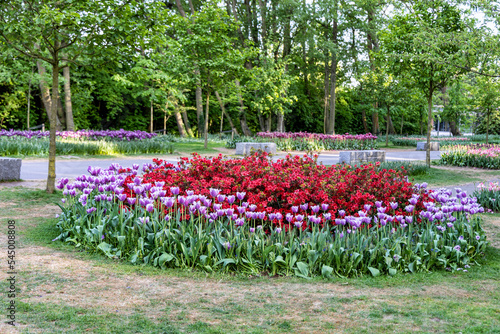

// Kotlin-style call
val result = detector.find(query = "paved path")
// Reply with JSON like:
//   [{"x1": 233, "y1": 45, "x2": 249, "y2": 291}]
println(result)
[{"x1": 19, "y1": 150, "x2": 444, "y2": 180}]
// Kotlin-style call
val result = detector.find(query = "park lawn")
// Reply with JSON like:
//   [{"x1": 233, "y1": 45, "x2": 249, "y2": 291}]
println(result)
[
  {"x1": 0, "y1": 187, "x2": 498, "y2": 334},
  {"x1": 171, "y1": 141, "x2": 223, "y2": 154},
  {"x1": 411, "y1": 167, "x2": 500, "y2": 188}
]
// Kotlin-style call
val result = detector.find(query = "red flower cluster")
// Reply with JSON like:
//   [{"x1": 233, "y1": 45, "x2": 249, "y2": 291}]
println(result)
[{"x1": 120, "y1": 153, "x2": 431, "y2": 228}]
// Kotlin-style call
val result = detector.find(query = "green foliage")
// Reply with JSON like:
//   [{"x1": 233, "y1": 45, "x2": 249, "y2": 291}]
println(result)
[
  {"x1": 476, "y1": 108, "x2": 500, "y2": 135},
  {"x1": 55, "y1": 191, "x2": 487, "y2": 278}
]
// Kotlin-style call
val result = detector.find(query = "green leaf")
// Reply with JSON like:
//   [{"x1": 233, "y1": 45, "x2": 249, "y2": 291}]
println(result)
[
  {"x1": 321, "y1": 265, "x2": 333, "y2": 278},
  {"x1": 368, "y1": 266, "x2": 381, "y2": 277}
]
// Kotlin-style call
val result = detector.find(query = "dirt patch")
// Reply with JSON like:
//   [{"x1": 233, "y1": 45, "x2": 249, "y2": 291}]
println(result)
[{"x1": 0, "y1": 180, "x2": 46, "y2": 190}]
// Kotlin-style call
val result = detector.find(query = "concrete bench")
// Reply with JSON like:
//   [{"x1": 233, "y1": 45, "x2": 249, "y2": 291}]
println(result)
[
  {"x1": 416, "y1": 142, "x2": 440, "y2": 151},
  {"x1": 339, "y1": 150, "x2": 386, "y2": 164},
  {"x1": 0, "y1": 158, "x2": 22, "y2": 181},
  {"x1": 235, "y1": 142, "x2": 277, "y2": 155}
]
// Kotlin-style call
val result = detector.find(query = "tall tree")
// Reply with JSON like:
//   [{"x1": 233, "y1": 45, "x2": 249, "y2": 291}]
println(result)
[
  {"x1": 381, "y1": 0, "x2": 468, "y2": 166},
  {"x1": 0, "y1": 0, "x2": 155, "y2": 192}
]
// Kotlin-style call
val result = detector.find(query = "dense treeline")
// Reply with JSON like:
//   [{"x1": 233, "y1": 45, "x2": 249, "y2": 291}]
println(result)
[{"x1": 1, "y1": 0, "x2": 500, "y2": 138}]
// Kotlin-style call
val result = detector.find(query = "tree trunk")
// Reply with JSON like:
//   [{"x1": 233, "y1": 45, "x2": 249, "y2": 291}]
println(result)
[
  {"x1": 328, "y1": 55, "x2": 337, "y2": 135},
  {"x1": 174, "y1": 109, "x2": 187, "y2": 137},
  {"x1": 265, "y1": 114, "x2": 272, "y2": 132},
  {"x1": 181, "y1": 104, "x2": 194, "y2": 137},
  {"x1": 277, "y1": 112, "x2": 284, "y2": 132},
  {"x1": 215, "y1": 90, "x2": 238, "y2": 135},
  {"x1": 449, "y1": 120, "x2": 461, "y2": 136},
  {"x1": 195, "y1": 78, "x2": 203, "y2": 137},
  {"x1": 486, "y1": 108, "x2": 490, "y2": 144},
  {"x1": 258, "y1": 113, "x2": 265, "y2": 132},
  {"x1": 385, "y1": 106, "x2": 390, "y2": 147},
  {"x1": 372, "y1": 103, "x2": 379, "y2": 135},
  {"x1": 57, "y1": 97, "x2": 66, "y2": 130},
  {"x1": 62, "y1": 64, "x2": 75, "y2": 131},
  {"x1": 47, "y1": 56, "x2": 60, "y2": 194},
  {"x1": 387, "y1": 114, "x2": 395, "y2": 134},
  {"x1": 400, "y1": 114, "x2": 404, "y2": 135},
  {"x1": 426, "y1": 93, "x2": 433, "y2": 167},
  {"x1": 235, "y1": 80, "x2": 252, "y2": 136},
  {"x1": 204, "y1": 91, "x2": 210, "y2": 149},
  {"x1": 37, "y1": 60, "x2": 62, "y2": 130},
  {"x1": 328, "y1": 16, "x2": 338, "y2": 135},
  {"x1": 324, "y1": 55, "x2": 329, "y2": 133},
  {"x1": 27, "y1": 66, "x2": 33, "y2": 129},
  {"x1": 150, "y1": 98, "x2": 154, "y2": 133}
]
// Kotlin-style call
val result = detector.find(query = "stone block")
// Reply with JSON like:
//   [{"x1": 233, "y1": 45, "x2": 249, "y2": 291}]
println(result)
[
  {"x1": 235, "y1": 142, "x2": 277, "y2": 155},
  {"x1": 339, "y1": 150, "x2": 386, "y2": 164},
  {"x1": 416, "y1": 142, "x2": 440, "y2": 151},
  {"x1": 0, "y1": 158, "x2": 22, "y2": 181}
]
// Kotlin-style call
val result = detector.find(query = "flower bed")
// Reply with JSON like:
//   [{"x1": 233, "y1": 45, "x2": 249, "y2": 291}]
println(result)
[
  {"x1": 0, "y1": 129, "x2": 156, "y2": 140},
  {"x1": 391, "y1": 136, "x2": 470, "y2": 147},
  {"x1": 0, "y1": 135, "x2": 173, "y2": 157},
  {"x1": 255, "y1": 132, "x2": 377, "y2": 151},
  {"x1": 54, "y1": 153, "x2": 487, "y2": 277},
  {"x1": 473, "y1": 182, "x2": 500, "y2": 212},
  {"x1": 439, "y1": 144, "x2": 500, "y2": 169}
]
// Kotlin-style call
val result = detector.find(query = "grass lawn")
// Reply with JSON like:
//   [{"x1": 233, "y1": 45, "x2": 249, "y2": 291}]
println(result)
[
  {"x1": 411, "y1": 167, "x2": 500, "y2": 188},
  {"x1": 0, "y1": 187, "x2": 498, "y2": 334}
]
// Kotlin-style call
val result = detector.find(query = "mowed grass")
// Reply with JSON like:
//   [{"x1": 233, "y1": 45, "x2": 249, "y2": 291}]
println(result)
[
  {"x1": 0, "y1": 187, "x2": 499, "y2": 334},
  {"x1": 411, "y1": 167, "x2": 500, "y2": 188}
]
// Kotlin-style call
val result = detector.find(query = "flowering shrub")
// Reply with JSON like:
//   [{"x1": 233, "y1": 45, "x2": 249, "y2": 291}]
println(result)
[
  {"x1": 54, "y1": 153, "x2": 488, "y2": 277},
  {"x1": 134, "y1": 153, "x2": 428, "y2": 224},
  {"x1": 255, "y1": 132, "x2": 377, "y2": 151},
  {"x1": 473, "y1": 182, "x2": 500, "y2": 212},
  {"x1": 0, "y1": 129, "x2": 156, "y2": 140},
  {"x1": 439, "y1": 144, "x2": 500, "y2": 169}
]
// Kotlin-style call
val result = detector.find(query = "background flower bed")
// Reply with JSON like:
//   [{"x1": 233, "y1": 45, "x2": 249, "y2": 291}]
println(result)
[
  {"x1": 0, "y1": 136, "x2": 174, "y2": 156},
  {"x1": 54, "y1": 153, "x2": 487, "y2": 278},
  {"x1": 473, "y1": 182, "x2": 500, "y2": 212},
  {"x1": 439, "y1": 144, "x2": 500, "y2": 169},
  {"x1": 226, "y1": 132, "x2": 377, "y2": 151},
  {"x1": 0, "y1": 129, "x2": 156, "y2": 140}
]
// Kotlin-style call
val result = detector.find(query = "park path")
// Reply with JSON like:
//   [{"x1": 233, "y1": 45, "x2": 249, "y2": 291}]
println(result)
[{"x1": 18, "y1": 148, "x2": 443, "y2": 180}]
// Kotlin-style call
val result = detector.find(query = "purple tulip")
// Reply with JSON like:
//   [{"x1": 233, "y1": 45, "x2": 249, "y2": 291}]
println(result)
[
  {"x1": 227, "y1": 195, "x2": 236, "y2": 204},
  {"x1": 236, "y1": 192, "x2": 246, "y2": 200},
  {"x1": 291, "y1": 206, "x2": 299, "y2": 213},
  {"x1": 321, "y1": 203, "x2": 329, "y2": 211},
  {"x1": 170, "y1": 187, "x2": 180, "y2": 196}
]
